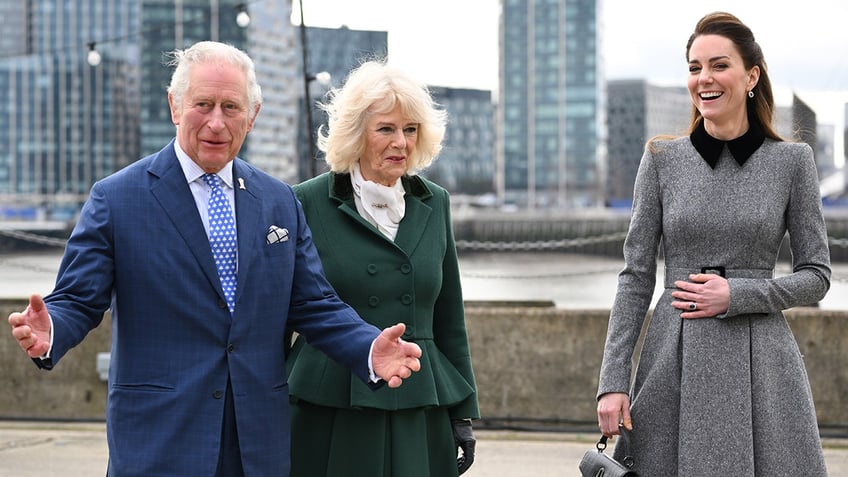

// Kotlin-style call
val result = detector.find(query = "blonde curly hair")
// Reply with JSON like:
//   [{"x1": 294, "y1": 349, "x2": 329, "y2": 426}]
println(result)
[{"x1": 316, "y1": 60, "x2": 446, "y2": 175}]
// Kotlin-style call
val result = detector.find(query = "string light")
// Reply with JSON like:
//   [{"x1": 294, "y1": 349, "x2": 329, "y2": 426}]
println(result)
[
  {"x1": 86, "y1": 42, "x2": 101, "y2": 67},
  {"x1": 76, "y1": 1, "x2": 260, "y2": 65},
  {"x1": 235, "y1": 4, "x2": 250, "y2": 28},
  {"x1": 310, "y1": 71, "x2": 331, "y2": 86}
]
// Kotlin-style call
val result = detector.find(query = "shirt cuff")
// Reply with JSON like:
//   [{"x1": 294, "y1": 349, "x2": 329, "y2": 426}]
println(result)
[
  {"x1": 368, "y1": 339, "x2": 381, "y2": 383},
  {"x1": 40, "y1": 313, "x2": 54, "y2": 360}
]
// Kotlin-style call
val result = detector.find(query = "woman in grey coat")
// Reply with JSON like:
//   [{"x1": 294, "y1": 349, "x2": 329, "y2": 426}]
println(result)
[{"x1": 596, "y1": 12, "x2": 831, "y2": 476}]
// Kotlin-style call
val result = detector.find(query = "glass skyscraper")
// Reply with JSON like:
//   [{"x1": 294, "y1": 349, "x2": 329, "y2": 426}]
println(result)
[
  {"x1": 428, "y1": 87, "x2": 495, "y2": 195},
  {"x1": 0, "y1": 0, "x2": 140, "y2": 218},
  {"x1": 0, "y1": 0, "x2": 298, "y2": 221},
  {"x1": 499, "y1": 0, "x2": 604, "y2": 208}
]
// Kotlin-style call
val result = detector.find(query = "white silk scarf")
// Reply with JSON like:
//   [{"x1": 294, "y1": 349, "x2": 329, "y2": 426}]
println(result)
[{"x1": 350, "y1": 162, "x2": 406, "y2": 241}]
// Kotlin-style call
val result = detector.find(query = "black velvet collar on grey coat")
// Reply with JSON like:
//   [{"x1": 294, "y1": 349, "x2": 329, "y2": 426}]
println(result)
[
  {"x1": 689, "y1": 116, "x2": 766, "y2": 169},
  {"x1": 327, "y1": 172, "x2": 433, "y2": 202}
]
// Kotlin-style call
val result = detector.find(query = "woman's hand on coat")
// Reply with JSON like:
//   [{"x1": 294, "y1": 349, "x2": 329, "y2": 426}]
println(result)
[
  {"x1": 371, "y1": 323, "x2": 422, "y2": 388},
  {"x1": 597, "y1": 392, "x2": 632, "y2": 437},
  {"x1": 672, "y1": 273, "x2": 730, "y2": 318}
]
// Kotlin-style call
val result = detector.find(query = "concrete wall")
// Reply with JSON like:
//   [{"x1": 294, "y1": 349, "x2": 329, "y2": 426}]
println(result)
[
  {"x1": 465, "y1": 303, "x2": 848, "y2": 434},
  {"x1": 1, "y1": 299, "x2": 846, "y2": 434},
  {"x1": 2, "y1": 301, "x2": 110, "y2": 419}
]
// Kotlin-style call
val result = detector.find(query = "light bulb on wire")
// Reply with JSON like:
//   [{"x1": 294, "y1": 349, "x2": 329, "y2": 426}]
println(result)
[
  {"x1": 236, "y1": 4, "x2": 250, "y2": 28},
  {"x1": 313, "y1": 71, "x2": 331, "y2": 86},
  {"x1": 86, "y1": 42, "x2": 102, "y2": 67}
]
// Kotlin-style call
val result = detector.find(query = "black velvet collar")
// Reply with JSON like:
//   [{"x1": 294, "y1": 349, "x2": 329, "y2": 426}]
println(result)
[
  {"x1": 689, "y1": 117, "x2": 765, "y2": 169},
  {"x1": 328, "y1": 172, "x2": 432, "y2": 201}
]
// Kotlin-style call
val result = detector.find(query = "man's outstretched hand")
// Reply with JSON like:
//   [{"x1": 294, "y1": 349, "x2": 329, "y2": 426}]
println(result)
[
  {"x1": 8, "y1": 294, "x2": 52, "y2": 358},
  {"x1": 371, "y1": 323, "x2": 422, "y2": 388}
]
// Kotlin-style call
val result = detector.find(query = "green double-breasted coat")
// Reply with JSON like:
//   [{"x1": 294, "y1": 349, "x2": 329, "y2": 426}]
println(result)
[{"x1": 287, "y1": 172, "x2": 479, "y2": 476}]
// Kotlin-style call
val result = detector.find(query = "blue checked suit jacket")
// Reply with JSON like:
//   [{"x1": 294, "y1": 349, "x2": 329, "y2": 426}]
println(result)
[{"x1": 39, "y1": 140, "x2": 380, "y2": 476}]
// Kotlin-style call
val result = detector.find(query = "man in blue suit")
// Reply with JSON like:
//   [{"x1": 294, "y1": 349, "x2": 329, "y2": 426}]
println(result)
[{"x1": 7, "y1": 41, "x2": 422, "y2": 476}]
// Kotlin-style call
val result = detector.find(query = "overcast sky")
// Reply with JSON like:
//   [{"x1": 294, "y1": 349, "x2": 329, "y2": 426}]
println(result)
[{"x1": 293, "y1": 0, "x2": 848, "y2": 161}]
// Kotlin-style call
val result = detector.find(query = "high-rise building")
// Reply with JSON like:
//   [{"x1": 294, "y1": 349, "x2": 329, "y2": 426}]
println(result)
[
  {"x1": 237, "y1": 1, "x2": 300, "y2": 182},
  {"x1": 792, "y1": 94, "x2": 817, "y2": 161},
  {"x1": 498, "y1": 0, "x2": 604, "y2": 209},
  {"x1": 844, "y1": 102, "x2": 848, "y2": 196},
  {"x1": 0, "y1": 0, "x2": 140, "y2": 219},
  {"x1": 816, "y1": 123, "x2": 835, "y2": 177},
  {"x1": 605, "y1": 79, "x2": 689, "y2": 207},
  {"x1": 427, "y1": 87, "x2": 495, "y2": 195},
  {"x1": 0, "y1": 0, "x2": 28, "y2": 54},
  {"x1": 0, "y1": 0, "x2": 299, "y2": 221}
]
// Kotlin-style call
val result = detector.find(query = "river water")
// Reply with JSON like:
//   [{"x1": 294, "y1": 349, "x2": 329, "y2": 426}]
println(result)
[
  {"x1": 1, "y1": 250, "x2": 846, "y2": 310},
  {"x1": 458, "y1": 251, "x2": 848, "y2": 310}
]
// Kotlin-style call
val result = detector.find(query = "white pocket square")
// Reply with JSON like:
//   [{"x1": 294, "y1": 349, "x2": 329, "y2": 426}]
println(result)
[{"x1": 266, "y1": 225, "x2": 289, "y2": 244}]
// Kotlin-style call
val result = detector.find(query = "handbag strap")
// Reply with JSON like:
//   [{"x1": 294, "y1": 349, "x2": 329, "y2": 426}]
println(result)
[{"x1": 596, "y1": 435, "x2": 635, "y2": 469}]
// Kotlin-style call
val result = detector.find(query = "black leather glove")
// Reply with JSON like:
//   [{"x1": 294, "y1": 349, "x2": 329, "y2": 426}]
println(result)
[{"x1": 452, "y1": 419, "x2": 476, "y2": 475}]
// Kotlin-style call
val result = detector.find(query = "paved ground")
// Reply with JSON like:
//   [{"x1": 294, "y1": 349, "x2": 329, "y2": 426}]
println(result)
[{"x1": 1, "y1": 421, "x2": 846, "y2": 476}]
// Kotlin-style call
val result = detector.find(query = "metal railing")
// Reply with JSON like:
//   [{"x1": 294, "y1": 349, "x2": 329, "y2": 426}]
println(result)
[{"x1": 3, "y1": 228, "x2": 848, "y2": 252}]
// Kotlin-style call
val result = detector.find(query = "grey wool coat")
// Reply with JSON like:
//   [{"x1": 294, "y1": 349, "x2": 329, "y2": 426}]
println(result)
[{"x1": 597, "y1": 134, "x2": 831, "y2": 476}]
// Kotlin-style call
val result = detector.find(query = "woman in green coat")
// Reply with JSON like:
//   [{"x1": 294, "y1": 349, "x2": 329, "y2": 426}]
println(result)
[{"x1": 288, "y1": 60, "x2": 480, "y2": 477}]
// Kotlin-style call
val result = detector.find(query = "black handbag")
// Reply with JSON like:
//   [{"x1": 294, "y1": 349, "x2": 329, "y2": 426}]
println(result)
[{"x1": 578, "y1": 435, "x2": 637, "y2": 477}]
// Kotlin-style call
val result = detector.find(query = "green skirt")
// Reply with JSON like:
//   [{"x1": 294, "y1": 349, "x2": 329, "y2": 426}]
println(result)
[{"x1": 290, "y1": 400, "x2": 459, "y2": 477}]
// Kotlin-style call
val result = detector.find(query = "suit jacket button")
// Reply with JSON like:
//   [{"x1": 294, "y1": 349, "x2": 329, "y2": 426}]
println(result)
[
  {"x1": 368, "y1": 296, "x2": 380, "y2": 307},
  {"x1": 367, "y1": 264, "x2": 378, "y2": 275},
  {"x1": 213, "y1": 390, "x2": 224, "y2": 399},
  {"x1": 401, "y1": 294, "x2": 412, "y2": 305},
  {"x1": 227, "y1": 344, "x2": 235, "y2": 353},
  {"x1": 217, "y1": 299, "x2": 227, "y2": 309},
  {"x1": 400, "y1": 264, "x2": 412, "y2": 274}
]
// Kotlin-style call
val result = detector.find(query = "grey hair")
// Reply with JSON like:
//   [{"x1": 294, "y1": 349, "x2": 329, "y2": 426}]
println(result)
[{"x1": 166, "y1": 41, "x2": 262, "y2": 119}]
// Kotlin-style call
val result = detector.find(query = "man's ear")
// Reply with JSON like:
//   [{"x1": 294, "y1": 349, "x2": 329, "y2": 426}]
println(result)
[
  {"x1": 168, "y1": 92, "x2": 180, "y2": 126},
  {"x1": 247, "y1": 103, "x2": 262, "y2": 131}
]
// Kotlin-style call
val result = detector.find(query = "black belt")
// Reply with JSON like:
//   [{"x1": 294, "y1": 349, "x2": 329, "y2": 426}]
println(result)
[{"x1": 664, "y1": 267, "x2": 773, "y2": 288}]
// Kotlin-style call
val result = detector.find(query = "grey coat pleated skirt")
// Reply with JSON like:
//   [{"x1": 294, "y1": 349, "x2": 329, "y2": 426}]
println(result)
[{"x1": 598, "y1": 137, "x2": 831, "y2": 476}]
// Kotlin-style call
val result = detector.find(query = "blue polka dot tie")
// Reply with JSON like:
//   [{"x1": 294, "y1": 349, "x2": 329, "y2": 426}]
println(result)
[{"x1": 203, "y1": 173, "x2": 237, "y2": 315}]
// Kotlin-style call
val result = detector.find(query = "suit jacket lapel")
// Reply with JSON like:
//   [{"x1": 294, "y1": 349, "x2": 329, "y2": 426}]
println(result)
[
  {"x1": 231, "y1": 159, "x2": 262, "y2": 307},
  {"x1": 148, "y1": 142, "x2": 223, "y2": 302}
]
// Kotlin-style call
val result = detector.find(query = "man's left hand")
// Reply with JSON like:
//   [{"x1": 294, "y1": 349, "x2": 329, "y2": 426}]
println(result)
[{"x1": 372, "y1": 323, "x2": 422, "y2": 388}]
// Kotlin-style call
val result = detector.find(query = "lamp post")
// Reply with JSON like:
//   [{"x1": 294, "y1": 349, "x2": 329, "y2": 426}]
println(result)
[
  {"x1": 298, "y1": 0, "x2": 316, "y2": 177},
  {"x1": 298, "y1": 0, "x2": 332, "y2": 178}
]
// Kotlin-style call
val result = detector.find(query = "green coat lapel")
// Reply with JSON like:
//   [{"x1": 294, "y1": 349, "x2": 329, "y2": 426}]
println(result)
[{"x1": 327, "y1": 172, "x2": 434, "y2": 254}]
